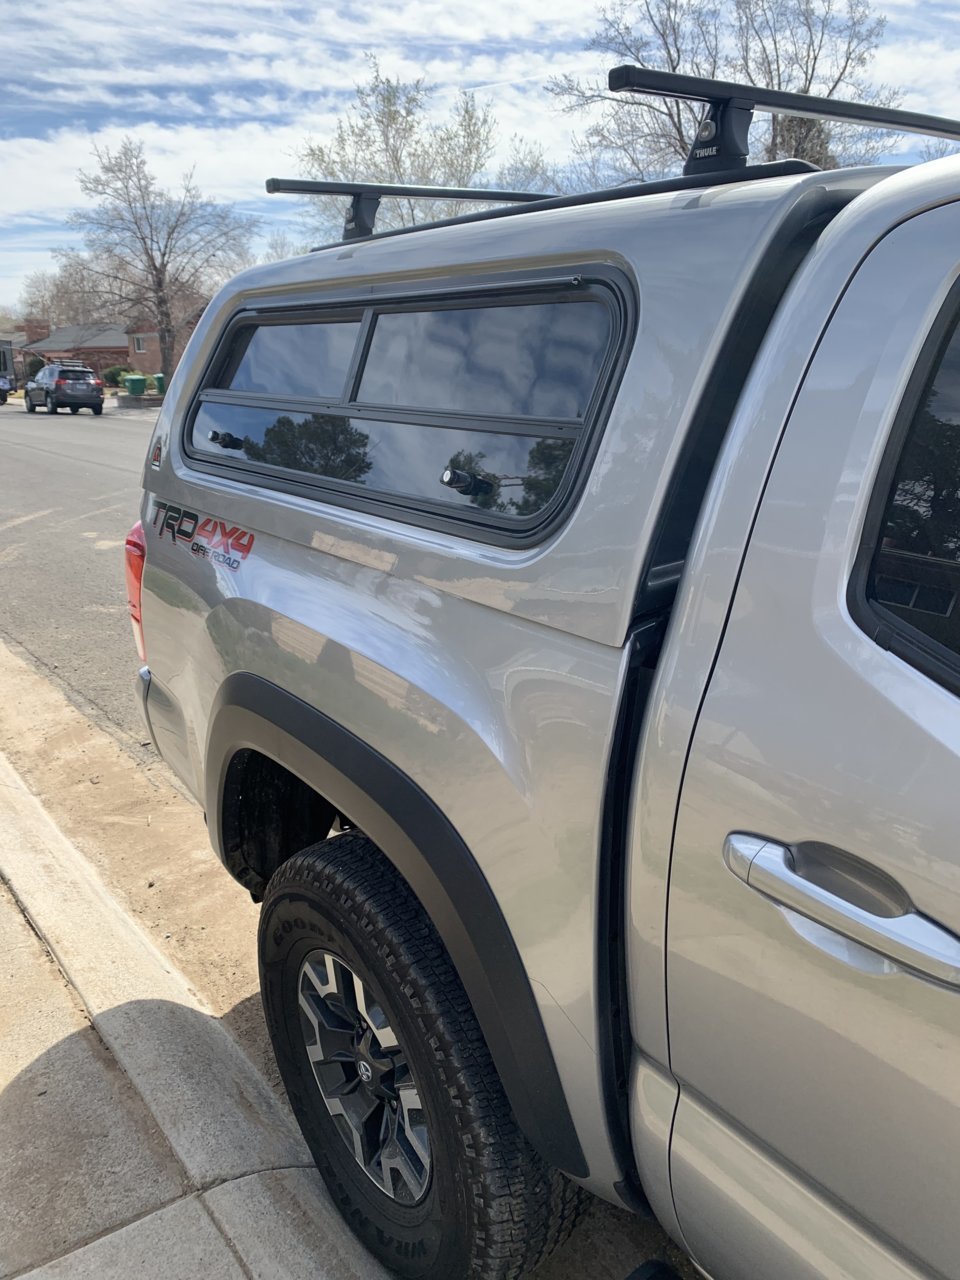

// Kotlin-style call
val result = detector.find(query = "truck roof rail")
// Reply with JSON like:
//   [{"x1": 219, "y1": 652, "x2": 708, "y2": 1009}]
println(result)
[
  {"x1": 608, "y1": 66, "x2": 960, "y2": 176},
  {"x1": 264, "y1": 178, "x2": 550, "y2": 241}
]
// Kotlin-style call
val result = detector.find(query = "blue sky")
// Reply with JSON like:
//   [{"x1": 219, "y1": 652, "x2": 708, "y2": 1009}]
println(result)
[{"x1": 1, "y1": 0, "x2": 958, "y2": 309}]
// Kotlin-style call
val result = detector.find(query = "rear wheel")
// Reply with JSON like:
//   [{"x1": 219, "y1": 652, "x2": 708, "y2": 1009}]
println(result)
[
  {"x1": 259, "y1": 833, "x2": 583, "y2": 1280},
  {"x1": 69, "y1": 405, "x2": 79, "y2": 414},
  {"x1": 24, "y1": 395, "x2": 35, "y2": 413},
  {"x1": 92, "y1": 405, "x2": 103, "y2": 416},
  {"x1": 45, "y1": 394, "x2": 57, "y2": 415}
]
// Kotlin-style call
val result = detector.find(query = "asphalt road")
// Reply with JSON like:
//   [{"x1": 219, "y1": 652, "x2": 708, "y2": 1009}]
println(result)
[{"x1": 0, "y1": 399, "x2": 155, "y2": 742}]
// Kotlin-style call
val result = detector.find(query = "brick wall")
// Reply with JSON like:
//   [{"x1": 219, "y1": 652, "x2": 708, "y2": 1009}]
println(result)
[
  {"x1": 128, "y1": 331, "x2": 162, "y2": 370},
  {"x1": 128, "y1": 327, "x2": 195, "y2": 372}
]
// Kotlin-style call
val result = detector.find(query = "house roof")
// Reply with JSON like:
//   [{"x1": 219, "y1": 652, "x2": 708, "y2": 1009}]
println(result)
[
  {"x1": 0, "y1": 331, "x2": 27, "y2": 348},
  {"x1": 23, "y1": 324, "x2": 129, "y2": 353}
]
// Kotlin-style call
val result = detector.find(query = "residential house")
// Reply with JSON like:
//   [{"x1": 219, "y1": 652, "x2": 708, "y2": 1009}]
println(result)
[{"x1": 22, "y1": 323, "x2": 129, "y2": 376}]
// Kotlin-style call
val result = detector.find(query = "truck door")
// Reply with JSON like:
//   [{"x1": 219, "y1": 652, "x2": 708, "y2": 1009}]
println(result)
[{"x1": 667, "y1": 199, "x2": 960, "y2": 1280}]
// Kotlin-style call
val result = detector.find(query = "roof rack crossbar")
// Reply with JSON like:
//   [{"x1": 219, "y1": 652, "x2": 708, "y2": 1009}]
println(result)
[
  {"x1": 292, "y1": 160, "x2": 813, "y2": 253},
  {"x1": 265, "y1": 178, "x2": 551, "y2": 241},
  {"x1": 608, "y1": 67, "x2": 960, "y2": 176}
]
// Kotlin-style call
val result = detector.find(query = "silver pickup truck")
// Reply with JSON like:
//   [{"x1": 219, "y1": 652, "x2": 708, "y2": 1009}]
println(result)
[{"x1": 126, "y1": 69, "x2": 960, "y2": 1280}]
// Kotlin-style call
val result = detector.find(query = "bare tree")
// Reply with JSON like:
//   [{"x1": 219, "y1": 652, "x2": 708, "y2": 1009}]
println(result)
[
  {"x1": 18, "y1": 259, "x2": 115, "y2": 331},
  {"x1": 549, "y1": 0, "x2": 898, "y2": 182},
  {"x1": 297, "y1": 58, "x2": 558, "y2": 239},
  {"x1": 20, "y1": 269, "x2": 72, "y2": 329},
  {"x1": 18, "y1": 271, "x2": 57, "y2": 326},
  {"x1": 919, "y1": 137, "x2": 960, "y2": 163},
  {"x1": 68, "y1": 139, "x2": 260, "y2": 378},
  {"x1": 261, "y1": 229, "x2": 312, "y2": 261},
  {"x1": 495, "y1": 137, "x2": 567, "y2": 194}
]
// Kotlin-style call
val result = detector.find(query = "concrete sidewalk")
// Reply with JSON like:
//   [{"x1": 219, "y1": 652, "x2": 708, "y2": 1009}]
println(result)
[{"x1": 0, "y1": 749, "x2": 388, "y2": 1280}]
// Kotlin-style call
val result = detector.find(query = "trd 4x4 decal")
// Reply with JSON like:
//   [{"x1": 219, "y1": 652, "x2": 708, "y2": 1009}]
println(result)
[{"x1": 151, "y1": 501, "x2": 255, "y2": 572}]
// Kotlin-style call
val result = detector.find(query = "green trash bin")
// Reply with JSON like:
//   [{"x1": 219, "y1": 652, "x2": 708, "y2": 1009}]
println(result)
[
  {"x1": 124, "y1": 375, "x2": 147, "y2": 396},
  {"x1": 153, "y1": 373, "x2": 165, "y2": 394}
]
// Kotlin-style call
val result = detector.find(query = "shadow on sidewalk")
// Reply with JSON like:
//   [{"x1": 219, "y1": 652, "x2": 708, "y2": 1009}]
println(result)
[
  {"x1": 0, "y1": 993, "x2": 288, "y2": 1280},
  {"x1": 0, "y1": 992, "x2": 692, "y2": 1280}
]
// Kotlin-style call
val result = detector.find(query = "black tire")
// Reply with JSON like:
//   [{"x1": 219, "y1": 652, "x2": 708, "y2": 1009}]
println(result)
[
  {"x1": 69, "y1": 405, "x2": 79, "y2": 414},
  {"x1": 24, "y1": 395, "x2": 35, "y2": 413},
  {"x1": 92, "y1": 405, "x2": 103, "y2": 416},
  {"x1": 259, "y1": 833, "x2": 584, "y2": 1280},
  {"x1": 45, "y1": 394, "x2": 57, "y2": 415}
]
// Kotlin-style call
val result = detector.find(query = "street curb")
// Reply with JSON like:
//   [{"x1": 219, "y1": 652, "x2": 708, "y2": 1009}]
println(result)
[
  {"x1": 0, "y1": 748, "x2": 389, "y2": 1278},
  {"x1": 0, "y1": 748, "x2": 308, "y2": 1186}
]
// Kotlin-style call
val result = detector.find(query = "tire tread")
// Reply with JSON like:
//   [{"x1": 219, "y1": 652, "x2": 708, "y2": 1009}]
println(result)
[{"x1": 264, "y1": 834, "x2": 586, "y2": 1279}]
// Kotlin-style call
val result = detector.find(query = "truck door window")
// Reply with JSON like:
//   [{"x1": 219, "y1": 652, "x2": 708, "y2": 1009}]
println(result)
[{"x1": 861, "y1": 301, "x2": 960, "y2": 675}]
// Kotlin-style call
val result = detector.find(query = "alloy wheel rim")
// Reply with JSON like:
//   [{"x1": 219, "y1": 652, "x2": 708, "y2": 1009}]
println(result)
[{"x1": 297, "y1": 949, "x2": 431, "y2": 1204}]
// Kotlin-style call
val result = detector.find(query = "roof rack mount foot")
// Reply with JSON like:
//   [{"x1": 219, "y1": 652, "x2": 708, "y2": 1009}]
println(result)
[
  {"x1": 685, "y1": 97, "x2": 754, "y2": 175},
  {"x1": 345, "y1": 192, "x2": 381, "y2": 240}
]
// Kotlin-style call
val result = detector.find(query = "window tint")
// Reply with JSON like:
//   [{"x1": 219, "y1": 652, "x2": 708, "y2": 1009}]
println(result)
[
  {"x1": 192, "y1": 402, "x2": 574, "y2": 518},
  {"x1": 59, "y1": 369, "x2": 95, "y2": 381},
  {"x1": 356, "y1": 301, "x2": 611, "y2": 419},
  {"x1": 226, "y1": 320, "x2": 361, "y2": 400},
  {"x1": 868, "y1": 312, "x2": 960, "y2": 656}
]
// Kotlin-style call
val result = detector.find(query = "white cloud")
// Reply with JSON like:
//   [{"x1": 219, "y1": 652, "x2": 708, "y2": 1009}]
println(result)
[
  {"x1": 872, "y1": 39, "x2": 960, "y2": 119},
  {"x1": 2, "y1": 0, "x2": 959, "y2": 303}
]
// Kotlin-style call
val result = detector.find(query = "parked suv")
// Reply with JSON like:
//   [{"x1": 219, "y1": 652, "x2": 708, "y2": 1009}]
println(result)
[
  {"x1": 25, "y1": 361, "x2": 103, "y2": 414},
  {"x1": 126, "y1": 69, "x2": 960, "y2": 1280}
]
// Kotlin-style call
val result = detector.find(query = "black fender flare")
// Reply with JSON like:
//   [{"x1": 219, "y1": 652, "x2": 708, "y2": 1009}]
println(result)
[{"x1": 204, "y1": 672, "x2": 587, "y2": 1179}]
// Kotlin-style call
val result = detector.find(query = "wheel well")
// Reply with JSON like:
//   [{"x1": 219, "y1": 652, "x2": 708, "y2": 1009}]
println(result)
[
  {"x1": 220, "y1": 749, "x2": 338, "y2": 899},
  {"x1": 205, "y1": 677, "x2": 588, "y2": 1178}
]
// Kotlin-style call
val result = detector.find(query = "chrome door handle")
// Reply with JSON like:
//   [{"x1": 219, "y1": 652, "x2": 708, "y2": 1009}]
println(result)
[{"x1": 724, "y1": 834, "x2": 960, "y2": 989}]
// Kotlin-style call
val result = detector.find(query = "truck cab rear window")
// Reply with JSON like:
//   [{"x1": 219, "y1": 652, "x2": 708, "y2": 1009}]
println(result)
[{"x1": 188, "y1": 283, "x2": 622, "y2": 537}]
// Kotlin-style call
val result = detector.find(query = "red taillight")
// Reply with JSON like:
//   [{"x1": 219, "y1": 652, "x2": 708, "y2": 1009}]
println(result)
[
  {"x1": 55, "y1": 378, "x2": 66, "y2": 387},
  {"x1": 125, "y1": 520, "x2": 147, "y2": 662},
  {"x1": 94, "y1": 379, "x2": 103, "y2": 387}
]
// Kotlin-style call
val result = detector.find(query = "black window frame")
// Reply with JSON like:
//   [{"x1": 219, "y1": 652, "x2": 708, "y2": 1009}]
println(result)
[
  {"x1": 849, "y1": 278, "x2": 960, "y2": 698},
  {"x1": 181, "y1": 267, "x2": 635, "y2": 547}
]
